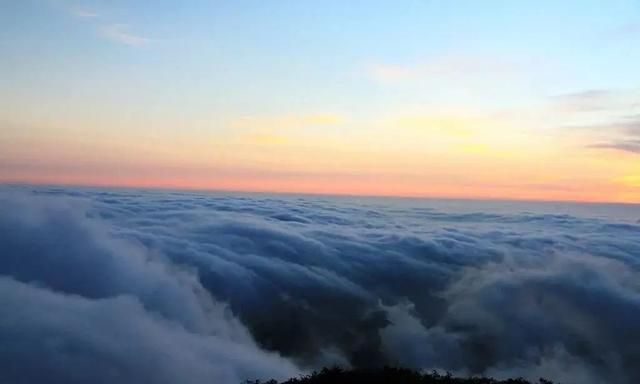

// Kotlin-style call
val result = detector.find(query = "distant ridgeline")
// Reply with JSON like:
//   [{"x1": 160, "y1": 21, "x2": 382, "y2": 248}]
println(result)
[{"x1": 247, "y1": 367, "x2": 556, "y2": 384}]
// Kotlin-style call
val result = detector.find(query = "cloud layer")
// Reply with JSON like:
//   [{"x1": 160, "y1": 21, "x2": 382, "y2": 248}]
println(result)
[{"x1": 1, "y1": 186, "x2": 640, "y2": 383}]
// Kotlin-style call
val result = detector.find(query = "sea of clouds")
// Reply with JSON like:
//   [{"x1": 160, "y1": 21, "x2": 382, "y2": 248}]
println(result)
[{"x1": 1, "y1": 186, "x2": 639, "y2": 384}]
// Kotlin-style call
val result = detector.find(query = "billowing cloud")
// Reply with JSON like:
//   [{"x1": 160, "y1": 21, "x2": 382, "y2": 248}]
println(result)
[
  {"x1": 0, "y1": 191, "x2": 298, "y2": 384},
  {"x1": 1, "y1": 186, "x2": 640, "y2": 383}
]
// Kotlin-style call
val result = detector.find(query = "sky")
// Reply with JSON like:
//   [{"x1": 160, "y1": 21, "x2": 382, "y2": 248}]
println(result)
[{"x1": 1, "y1": 0, "x2": 640, "y2": 203}]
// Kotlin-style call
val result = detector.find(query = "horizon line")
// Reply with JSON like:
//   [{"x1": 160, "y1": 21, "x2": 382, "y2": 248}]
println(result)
[{"x1": 2, "y1": 180, "x2": 638, "y2": 207}]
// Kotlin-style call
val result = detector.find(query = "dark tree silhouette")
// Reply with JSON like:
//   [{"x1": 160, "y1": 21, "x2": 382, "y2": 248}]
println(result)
[{"x1": 246, "y1": 366, "x2": 556, "y2": 384}]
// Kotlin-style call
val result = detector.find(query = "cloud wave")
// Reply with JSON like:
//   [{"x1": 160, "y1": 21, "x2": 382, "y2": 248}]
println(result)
[{"x1": 1, "y1": 187, "x2": 640, "y2": 383}]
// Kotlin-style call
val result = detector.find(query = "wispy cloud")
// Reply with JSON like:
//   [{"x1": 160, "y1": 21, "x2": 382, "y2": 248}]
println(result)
[
  {"x1": 366, "y1": 54, "x2": 521, "y2": 84},
  {"x1": 610, "y1": 21, "x2": 640, "y2": 39},
  {"x1": 231, "y1": 114, "x2": 343, "y2": 130},
  {"x1": 241, "y1": 133, "x2": 291, "y2": 146},
  {"x1": 229, "y1": 114, "x2": 343, "y2": 147},
  {"x1": 583, "y1": 114, "x2": 640, "y2": 154},
  {"x1": 589, "y1": 140, "x2": 640, "y2": 154},
  {"x1": 590, "y1": 114, "x2": 640, "y2": 135},
  {"x1": 68, "y1": 6, "x2": 151, "y2": 47},
  {"x1": 71, "y1": 7, "x2": 99, "y2": 19},
  {"x1": 99, "y1": 24, "x2": 151, "y2": 46},
  {"x1": 552, "y1": 89, "x2": 612, "y2": 112},
  {"x1": 551, "y1": 89, "x2": 640, "y2": 114}
]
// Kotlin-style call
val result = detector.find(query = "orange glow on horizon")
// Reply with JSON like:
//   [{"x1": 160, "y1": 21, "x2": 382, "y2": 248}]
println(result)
[
  {"x1": 2, "y1": 110, "x2": 638, "y2": 204},
  {"x1": 2, "y1": 170, "x2": 638, "y2": 204}
]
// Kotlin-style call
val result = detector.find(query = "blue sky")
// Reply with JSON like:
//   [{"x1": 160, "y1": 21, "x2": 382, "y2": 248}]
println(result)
[{"x1": 3, "y1": 0, "x2": 638, "y2": 113}]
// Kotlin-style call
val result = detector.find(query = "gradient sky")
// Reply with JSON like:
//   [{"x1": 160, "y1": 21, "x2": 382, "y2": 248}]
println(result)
[{"x1": 1, "y1": 0, "x2": 640, "y2": 202}]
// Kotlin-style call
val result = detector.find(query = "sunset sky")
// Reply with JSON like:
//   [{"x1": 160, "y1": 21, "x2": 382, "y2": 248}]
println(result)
[{"x1": 1, "y1": 0, "x2": 640, "y2": 202}]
